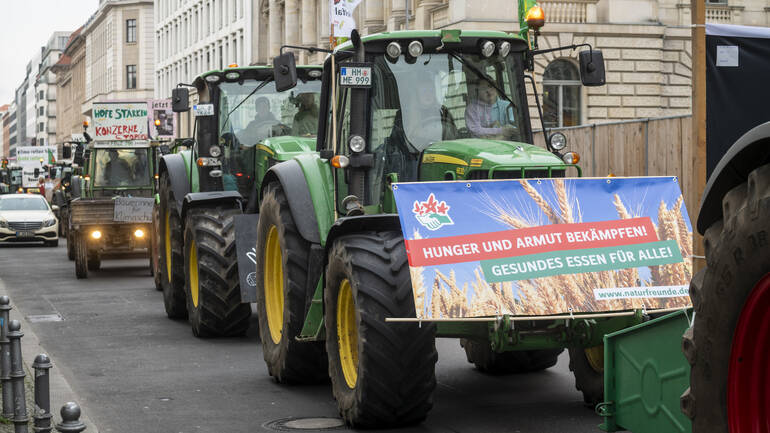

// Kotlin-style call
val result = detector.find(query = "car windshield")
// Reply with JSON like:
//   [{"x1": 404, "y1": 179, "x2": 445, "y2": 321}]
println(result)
[
  {"x1": 367, "y1": 51, "x2": 527, "y2": 157},
  {"x1": 0, "y1": 197, "x2": 48, "y2": 211},
  {"x1": 93, "y1": 148, "x2": 151, "y2": 187},
  {"x1": 218, "y1": 78, "x2": 323, "y2": 147}
]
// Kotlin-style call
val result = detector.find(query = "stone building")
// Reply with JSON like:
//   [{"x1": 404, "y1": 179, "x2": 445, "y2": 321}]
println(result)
[
  {"x1": 154, "y1": 0, "x2": 251, "y2": 99},
  {"x1": 35, "y1": 32, "x2": 72, "y2": 150},
  {"x1": 0, "y1": 105, "x2": 8, "y2": 158},
  {"x1": 81, "y1": 0, "x2": 155, "y2": 117},
  {"x1": 53, "y1": 27, "x2": 87, "y2": 150}
]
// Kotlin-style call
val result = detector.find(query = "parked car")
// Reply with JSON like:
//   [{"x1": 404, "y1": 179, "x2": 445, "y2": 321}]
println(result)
[{"x1": 0, "y1": 194, "x2": 59, "y2": 246}]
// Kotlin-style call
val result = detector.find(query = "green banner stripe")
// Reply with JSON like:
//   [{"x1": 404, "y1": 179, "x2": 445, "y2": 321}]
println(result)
[{"x1": 481, "y1": 240, "x2": 683, "y2": 282}]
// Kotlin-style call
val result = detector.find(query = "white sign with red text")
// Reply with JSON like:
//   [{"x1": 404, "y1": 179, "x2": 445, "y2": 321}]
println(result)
[{"x1": 92, "y1": 102, "x2": 149, "y2": 141}]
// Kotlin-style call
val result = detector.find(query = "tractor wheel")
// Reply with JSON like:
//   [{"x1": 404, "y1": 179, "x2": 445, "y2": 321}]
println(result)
[
  {"x1": 151, "y1": 205, "x2": 162, "y2": 290},
  {"x1": 460, "y1": 339, "x2": 562, "y2": 374},
  {"x1": 681, "y1": 163, "x2": 770, "y2": 433},
  {"x1": 255, "y1": 183, "x2": 327, "y2": 383},
  {"x1": 568, "y1": 345, "x2": 604, "y2": 408},
  {"x1": 183, "y1": 206, "x2": 251, "y2": 337},
  {"x1": 66, "y1": 225, "x2": 75, "y2": 260},
  {"x1": 159, "y1": 172, "x2": 187, "y2": 319},
  {"x1": 325, "y1": 231, "x2": 438, "y2": 428},
  {"x1": 74, "y1": 232, "x2": 88, "y2": 279}
]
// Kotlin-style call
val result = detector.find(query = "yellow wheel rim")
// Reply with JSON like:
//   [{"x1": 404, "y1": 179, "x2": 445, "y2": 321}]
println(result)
[
  {"x1": 189, "y1": 239, "x2": 199, "y2": 308},
  {"x1": 337, "y1": 279, "x2": 358, "y2": 388},
  {"x1": 264, "y1": 225, "x2": 284, "y2": 344},
  {"x1": 585, "y1": 345, "x2": 604, "y2": 373},
  {"x1": 164, "y1": 212, "x2": 172, "y2": 282}
]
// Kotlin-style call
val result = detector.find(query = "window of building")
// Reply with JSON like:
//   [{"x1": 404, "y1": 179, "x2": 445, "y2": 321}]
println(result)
[
  {"x1": 38, "y1": 90, "x2": 44, "y2": 100},
  {"x1": 39, "y1": 122, "x2": 44, "y2": 132},
  {"x1": 542, "y1": 59, "x2": 581, "y2": 128},
  {"x1": 126, "y1": 65, "x2": 137, "y2": 89},
  {"x1": 126, "y1": 19, "x2": 137, "y2": 43},
  {"x1": 38, "y1": 107, "x2": 44, "y2": 116},
  {"x1": 39, "y1": 138, "x2": 44, "y2": 146}
]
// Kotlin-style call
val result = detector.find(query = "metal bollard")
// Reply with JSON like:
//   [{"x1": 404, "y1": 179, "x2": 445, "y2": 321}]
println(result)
[
  {"x1": 54, "y1": 403, "x2": 85, "y2": 433},
  {"x1": 8, "y1": 320, "x2": 28, "y2": 433},
  {"x1": 32, "y1": 354, "x2": 53, "y2": 433},
  {"x1": 0, "y1": 296, "x2": 13, "y2": 419}
]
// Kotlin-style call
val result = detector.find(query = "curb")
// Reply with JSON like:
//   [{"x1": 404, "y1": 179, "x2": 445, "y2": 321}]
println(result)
[{"x1": 0, "y1": 278, "x2": 99, "y2": 433}]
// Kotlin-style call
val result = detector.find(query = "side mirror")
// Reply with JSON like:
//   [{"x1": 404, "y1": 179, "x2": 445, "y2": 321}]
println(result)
[
  {"x1": 273, "y1": 53, "x2": 298, "y2": 92},
  {"x1": 51, "y1": 205, "x2": 59, "y2": 212},
  {"x1": 579, "y1": 50, "x2": 606, "y2": 87},
  {"x1": 62, "y1": 144, "x2": 72, "y2": 159},
  {"x1": 172, "y1": 87, "x2": 190, "y2": 113}
]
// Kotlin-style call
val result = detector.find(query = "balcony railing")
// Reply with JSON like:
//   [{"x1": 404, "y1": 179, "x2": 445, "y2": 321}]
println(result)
[
  {"x1": 705, "y1": 4, "x2": 732, "y2": 23},
  {"x1": 540, "y1": 0, "x2": 599, "y2": 23}
]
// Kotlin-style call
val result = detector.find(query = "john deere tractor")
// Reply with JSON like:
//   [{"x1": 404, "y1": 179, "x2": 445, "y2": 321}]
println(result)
[
  {"x1": 246, "y1": 21, "x2": 628, "y2": 426},
  {"x1": 158, "y1": 65, "x2": 323, "y2": 336}
]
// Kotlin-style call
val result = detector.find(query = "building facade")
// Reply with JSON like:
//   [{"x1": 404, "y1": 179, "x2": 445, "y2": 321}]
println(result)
[
  {"x1": 0, "y1": 105, "x2": 8, "y2": 158},
  {"x1": 53, "y1": 27, "x2": 88, "y2": 151},
  {"x1": 4, "y1": 103, "x2": 17, "y2": 159},
  {"x1": 81, "y1": 0, "x2": 155, "y2": 117},
  {"x1": 35, "y1": 32, "x2": 72, "y2": 150},
  {"x1": 154, "y1": 0, "x2": 252, "y2": 99}
]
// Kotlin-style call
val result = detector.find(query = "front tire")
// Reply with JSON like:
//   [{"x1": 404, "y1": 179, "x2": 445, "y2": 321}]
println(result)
[
  {"x1": 325, "y1": 231, "x2": 437, "y2": 428},
  {"x1": 681, "y1": 163, "x2": 770, "y2": 432},
  {"x1": 461, "y1": 339, "x2": 562, "y2": 374},
  {"x1": 159, "y1": 172, "x2": 186, "y2": 319},
  {"x1": 255, "y1": 183, "x2": 326, "y2": 383},
  {"x1": 74, "y1": 232, "x2": 88, "y2": 279},
  {"x1": 183, "y1": 206, "x2": 251, "y2": 337},
  {"x1": 568, "y1": 345, "x2": 604, "y2": 408}
]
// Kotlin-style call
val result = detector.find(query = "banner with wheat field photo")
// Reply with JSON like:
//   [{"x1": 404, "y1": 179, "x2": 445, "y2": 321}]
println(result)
[{"x1": 392, "y1": 177, "x2": 693, "y2": 319}]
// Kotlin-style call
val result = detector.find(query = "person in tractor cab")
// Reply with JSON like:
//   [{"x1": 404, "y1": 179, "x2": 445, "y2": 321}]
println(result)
[
  {"x1": 240, "y1": 96, "x2": 279, "y2": 145},
  {"x1": 465, "y1": 77, "x2": 517, "y2": 140},
  {"x1": 104, "y1": 149, "x2": 131, "y2": 185},
  {"x1": 291, "y1": 93, "x2": 318, "y2": 136}
]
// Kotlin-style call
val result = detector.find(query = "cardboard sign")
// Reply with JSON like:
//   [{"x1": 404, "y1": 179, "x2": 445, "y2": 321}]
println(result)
[
  {"x1": 148, "y1": 99, "x2": 176, "y2": 139},
  {"x1": 113, "y1": 197, "x2": 154, "y2": 223},
  {"x1": 16, "y1": 146, "x2": 57, "y2": 188},
  {"x1": 392, "y1": 177, "x2": 693, "y2": 318},
  {"x1": 93, "y1": 102, "x2": 149, "y2": 141}
]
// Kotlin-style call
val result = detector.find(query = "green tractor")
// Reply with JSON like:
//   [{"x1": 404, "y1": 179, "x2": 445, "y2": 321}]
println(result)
[
  {"x1": 157, "y1": 65, "x2": 324, "y2": 336},
  {"x1": 247, "y1": 25, "x2": 625, "y2": 426}
]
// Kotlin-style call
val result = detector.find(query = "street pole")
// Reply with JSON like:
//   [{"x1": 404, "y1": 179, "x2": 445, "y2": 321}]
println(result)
[{"x1": 691, "y1": 0, "x2": 706, "y2": 272}]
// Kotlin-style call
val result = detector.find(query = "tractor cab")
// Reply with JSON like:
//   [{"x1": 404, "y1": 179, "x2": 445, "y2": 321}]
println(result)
[{"x1": 86, "y1": 144, "x2": 155, "y2": 198}]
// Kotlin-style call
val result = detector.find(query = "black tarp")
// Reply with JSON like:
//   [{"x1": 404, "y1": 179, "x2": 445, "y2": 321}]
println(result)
[{"x1": 706, "y1": 23, "x2": 770, "y2": 176}]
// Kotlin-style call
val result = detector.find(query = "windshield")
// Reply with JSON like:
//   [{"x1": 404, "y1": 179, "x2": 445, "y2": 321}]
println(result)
[
  {"x1": 93, "y1": 148, "x2": 151, "y2": 187},
  {"x1": 368, "y1": 52, "x2": 527, "y2": 157},
  {"x1": 0, "y1": 197, "x2": 49, "y2": 211}
]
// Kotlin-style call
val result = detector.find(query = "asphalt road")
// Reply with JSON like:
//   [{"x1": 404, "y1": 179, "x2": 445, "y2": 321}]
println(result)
[{"x1": 0, "y1": 240, "x2": 604, "y2": 433}]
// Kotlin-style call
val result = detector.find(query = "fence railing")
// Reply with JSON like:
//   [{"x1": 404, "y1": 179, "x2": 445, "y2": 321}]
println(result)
[
  {"x1": 533, "y1": 115, "x2": 699, "y2": 225},
  {"x1": 540, "y1": 0, "x2": 599, "y2": 23},
  {"x1": 705, "y1": 5, "x2": 732, "y2": 23}
]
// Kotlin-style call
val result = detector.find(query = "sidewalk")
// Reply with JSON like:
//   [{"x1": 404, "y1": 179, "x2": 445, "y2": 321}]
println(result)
[{"x1": 0, "y1": 278, "x2": 98, "y2": 433}]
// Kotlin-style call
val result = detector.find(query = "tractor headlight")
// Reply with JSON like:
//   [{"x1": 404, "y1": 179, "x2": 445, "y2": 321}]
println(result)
[
  {"x1": 498, "y1": 41, "x2": 511, "y2": 57},
  {"x1": 563, "y1": 152, "x2": 580, "y2": 165},
  {"x1": 209, "y1": 145, "x2": 222, "y2": 157},
  {"x1": 407, "y1": 40, "x2": 423, "y2": 58},
  {"x1": 90, "y1": 230, "x2": 102, "y2": 240},
  {"x1": 480, "y1": 40, "x2": 496, "y2": 58},
  {"x1": 349, "y1": 135, "x2": 365, "y2": 153},
  {"x1": 549, "y1": 132, "x2": 567, "y2": 150},
  {"x1": 224, "y1": 71, "x2": 240, "y2": 81},
  {"x1": 308, "y1": 69, "x2": 323, "y2": 78},
  {"x1": 205, "y1": 74, "x2": 221, "y2": 83},
  {"x1": 42, "y1": 218, "x2": 56, "y2": 227},
  {"x1": 134, "y1": 228, "x2": 145, "y2": 238},
  {"x1": 386, "y1": 42, "x2": 402, "y2": 59}
]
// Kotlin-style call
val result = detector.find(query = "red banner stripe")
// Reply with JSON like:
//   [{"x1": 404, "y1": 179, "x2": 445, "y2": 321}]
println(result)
[{"x1": 405, "y1": 217, "x2": 658, "y2": 267}]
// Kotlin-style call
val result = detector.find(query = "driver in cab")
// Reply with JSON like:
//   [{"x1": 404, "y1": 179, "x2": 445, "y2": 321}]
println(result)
[
  {"x1": 464, "y1": 78, "x2": 517, "y2": 140},
  {"x1": 239, "y1": 97, "x2": 278, "y2": 145}
]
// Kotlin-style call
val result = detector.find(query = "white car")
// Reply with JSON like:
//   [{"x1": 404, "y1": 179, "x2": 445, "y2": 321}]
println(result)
[{"x1": 0, "y1": 194, "x2": 59, "y2": 247}]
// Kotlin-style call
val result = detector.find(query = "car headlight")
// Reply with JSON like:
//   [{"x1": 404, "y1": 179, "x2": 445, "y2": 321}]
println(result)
[
  {"x1": 0, "y1": 219, "x2": 7, "y2": 229},
  {"x1": 42, "y1": 218, "x2": 57, "y2": 227}
]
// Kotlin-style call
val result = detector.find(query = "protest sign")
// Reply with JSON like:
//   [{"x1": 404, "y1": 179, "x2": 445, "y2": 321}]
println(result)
[{"x1": 92, "y1": 102, "x2": 149, "y2": 141}]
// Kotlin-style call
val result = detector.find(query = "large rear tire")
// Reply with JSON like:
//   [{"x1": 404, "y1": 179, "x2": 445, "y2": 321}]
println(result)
[
  {"x1": 461, "y1": 339, "x2": 562, "y2": 374},
  {"x1": 151, "y1": 204, "x2": 162, "y2": 290},
  {"x1": 183, "y1": 206, "x2": 251, "y2": 337},
  {"x1": 681, "y1": 163, "x2": 770, "y2": 433},
  {"x1": 159, "y1": 172, "x2": 186, "y2": 319},
  {"x1": 325, "y1": 231, "x2": 437, "y2": 428},
  {"x1": 74, "y1": 232, "x2": 88, "y2": 279},
  {"x1": 255, "y1": 183, "x2": 327, "y2": 383},
  {"x1": 568, "y1": 345, "x2": 604, "y2": 408}
]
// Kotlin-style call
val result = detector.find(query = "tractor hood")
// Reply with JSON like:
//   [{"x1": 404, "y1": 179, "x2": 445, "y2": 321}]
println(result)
[
  {"x1": 260, "y1": 135, "x2": 317, "y2": 161},
  {"x1": 419, "y1": 139, "x2": 567, "y2": 180}
]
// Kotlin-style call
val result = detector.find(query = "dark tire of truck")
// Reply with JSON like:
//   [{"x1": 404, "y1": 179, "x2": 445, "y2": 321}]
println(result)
[
  {"x1": 151, "y1": 204, "x2": 162, "y2": 290},
  {"x1": 461, "y1": 339, "x2": 562, "y2": 374},
  {"x1": 255, "y1": 182, "x2": 327, "y2": 383},
  {"x1": 325, "y1": 231, "x2": 438, "y2": 428},
  {"x1": 681, "y1": 163, "x2": 770, "y2": 433},
  {"x1": 74, "y1": 232, "x2": 88, "y2": 279},
  {"x1": 568, "y1": 346, "x2": 604, "y2": 407},
  {"x1": 183, "y1": 206, "x2": 251, "y2": 337},
  {"x1": 159, "y1": 172, "x2": 187, "y2": 319}
]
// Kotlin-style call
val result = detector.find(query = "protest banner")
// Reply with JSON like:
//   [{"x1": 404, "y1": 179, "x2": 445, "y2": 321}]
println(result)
[
  {"x1": 92, "y1": 102, "x2": 149, "y2": 141},
  {"x1": 392, "y1": 177, "x2": 693, "y2": 318}
]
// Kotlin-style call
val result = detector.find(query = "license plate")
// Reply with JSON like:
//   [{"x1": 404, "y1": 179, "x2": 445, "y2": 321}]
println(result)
[
  {"x1": 15, "y1": 231, "x2": 33, "y2": 238},
  {"x1": 339, "y1": 64, "x2": 372, "y2": 88}
]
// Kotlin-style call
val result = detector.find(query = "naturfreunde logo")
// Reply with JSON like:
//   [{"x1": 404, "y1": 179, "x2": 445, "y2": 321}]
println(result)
[
  {"x1": 593, "y1": 285, "x2": 689, "y2": 300},
  {"x1": 412, "y1": 193, "x2": 454, "y2": 231}
]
